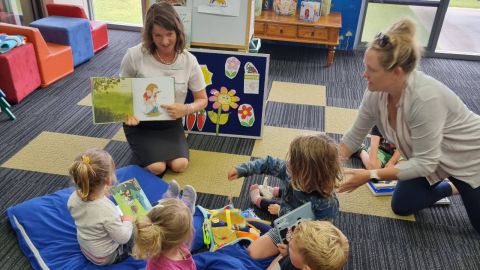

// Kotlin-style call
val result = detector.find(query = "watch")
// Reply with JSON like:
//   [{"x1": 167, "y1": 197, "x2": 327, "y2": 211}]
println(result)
[{"x1": 370, "y1": 170, "x2": 380, "y2": 181}]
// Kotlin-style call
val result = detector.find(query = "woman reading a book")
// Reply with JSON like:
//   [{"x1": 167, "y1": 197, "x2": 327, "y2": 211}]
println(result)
[
  {"x1": 119, "y1": 2, "x2": 207, "y2": 175},
  {"x1": 337, "y1": 18, "x2": 480, "y2": 234}
]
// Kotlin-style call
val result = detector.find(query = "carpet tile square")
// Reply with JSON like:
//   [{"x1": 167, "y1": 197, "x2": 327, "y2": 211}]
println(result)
[
  {"x1": 2, "y1": 131, "x2": 109, "y2": 175},
  {"x1": 325, "y1": 106, "x2": 359, "y2": 134},
  {"x1": 268, "y1": 81, "x2": 326, "y2": 106},
  {"x1": 77, "y1": 93, "x2": 92, "y2": 106},
  {"x1": 251, "y1": 126, "x2": 320, "y2": 159},
  {"x1": 111, "y1": 127, "x2": 127, "y2": 142},
  {"x1": 338, "y1": 184, "x2": 415, "y2": 221},
  {"x1": 162, "y1": 149, "x2": 250, "y2": 196},
  {"x1": 264, "y1": 102, "x2": 324, "y2": 131}
]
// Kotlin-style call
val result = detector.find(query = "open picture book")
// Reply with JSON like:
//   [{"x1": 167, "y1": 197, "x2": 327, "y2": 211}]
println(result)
[
  {"x1": 91, "y1": 77, "x2": 175, "y2": 124},
  {"x1": 111, "y1": 178, "x2": 152, "y2": 219},
  {"x1": 273, "y1": 202, "x2": 315, "y2": 244}
]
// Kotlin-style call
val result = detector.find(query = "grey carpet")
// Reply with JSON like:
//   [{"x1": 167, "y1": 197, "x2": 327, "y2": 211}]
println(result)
[{"x1": 0, "y1": 30, "x2": 479, "y2": 270}]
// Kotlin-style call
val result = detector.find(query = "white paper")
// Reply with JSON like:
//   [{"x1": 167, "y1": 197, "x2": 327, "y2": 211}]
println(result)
[
  {"x1": 243, "y1": 62, "x2": 260, "y2": 94},
  {"x1": 197, "y1": 0, "x2": 240, "y2": 17},
  {"x1": 174, "y1": 6, "x2": 192, "y2": 48}
]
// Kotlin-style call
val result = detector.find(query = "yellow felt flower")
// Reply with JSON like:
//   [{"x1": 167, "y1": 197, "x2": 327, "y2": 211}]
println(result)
[{"x1": 209, "y1": 87, "x2": 240, "y2": 112}]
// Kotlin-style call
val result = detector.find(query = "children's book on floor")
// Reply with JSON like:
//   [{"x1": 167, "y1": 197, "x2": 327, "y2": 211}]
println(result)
[
  {"x1": 91, "y1": 77, "x2": 175, "y2": 124},
  {"x1": 367, "y1": 179, "x2": 397, "y2": 196},
  {"x1": 273, "y1": 202, "x2": 315, "y2": 244},
  {"x1": 111, "y1": 178, "x2": 152, "y2": 218}
]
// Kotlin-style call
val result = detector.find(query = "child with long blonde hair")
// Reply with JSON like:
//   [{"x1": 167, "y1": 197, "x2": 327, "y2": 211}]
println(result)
[
  {"x1": 68, "y1": 148, "x2": 134, "y2": 265},
  {"x1": 133, "y1": 197, "x2": 196, "y2": 270},
  {"x1": 228, "y1": 133, "x2": 342, "y2": 259}
]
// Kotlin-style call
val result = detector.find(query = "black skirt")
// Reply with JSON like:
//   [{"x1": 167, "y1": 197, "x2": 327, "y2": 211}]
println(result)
[{"x1": 123, "y1": 119, "x2": 188, "y2": 166}]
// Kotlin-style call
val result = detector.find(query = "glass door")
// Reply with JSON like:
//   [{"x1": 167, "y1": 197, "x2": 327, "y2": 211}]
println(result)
[
  {"x1": 90, "y1": 0, "x2": 143, "y2": 27},
  {"x1": 360, "y1": 0, "x2": 441, "y2": 49},
  {"x1": 1, "y1": 0, "x2": 24, "y2": 24},
  {"x1": 435, "y1": 0, "x2": 480, "y2": 55},
  {"x1": 360, "y1": 0, "x2": 480, "y2": 59}
]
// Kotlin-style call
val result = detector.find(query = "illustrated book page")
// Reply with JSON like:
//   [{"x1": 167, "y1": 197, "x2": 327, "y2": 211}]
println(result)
[
  {"x1": 92, "y1": 77, "x2": 175, "y2": 124},
  {"x1": 111, "y1": 178, "x2": 153, "y2": 219}
]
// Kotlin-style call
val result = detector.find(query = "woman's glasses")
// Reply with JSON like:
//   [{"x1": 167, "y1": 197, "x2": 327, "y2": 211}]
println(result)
[{"x1": 374, "y1": 32, "x2": 390, "y2": 48}]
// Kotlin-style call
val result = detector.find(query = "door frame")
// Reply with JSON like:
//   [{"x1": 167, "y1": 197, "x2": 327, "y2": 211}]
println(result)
[{"x1": 358, "y1": 0, "x2": 480, "y2": 60}]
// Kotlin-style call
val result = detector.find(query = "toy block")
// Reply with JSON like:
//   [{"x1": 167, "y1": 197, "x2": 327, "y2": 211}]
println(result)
[{"x1": 0, "y1": 89, "x2": 16, "y2": 120}]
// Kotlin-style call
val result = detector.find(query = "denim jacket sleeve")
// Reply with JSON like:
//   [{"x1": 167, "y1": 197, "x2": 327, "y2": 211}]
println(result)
[
  {"x1": 311, "y1": 194, "x2": 339, "y2": 222},
  {"x1": 235, "y1": 156, "x2": 288, "y2": 180}
]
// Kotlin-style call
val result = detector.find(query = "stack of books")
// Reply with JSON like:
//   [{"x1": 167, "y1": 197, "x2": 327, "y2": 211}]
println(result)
[{"x1": 367, "y1": 180, "x2": 397, "y2": 196}]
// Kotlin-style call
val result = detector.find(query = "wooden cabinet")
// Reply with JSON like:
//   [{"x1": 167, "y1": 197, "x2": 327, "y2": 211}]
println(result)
[{"x1": 254, "y1": 11, "x2": 342, "y2": 66}]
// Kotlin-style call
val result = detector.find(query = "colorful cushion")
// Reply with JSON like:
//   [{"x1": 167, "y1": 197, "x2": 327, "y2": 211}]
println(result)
[{"x1": 6, "y1": 165, "x2": 167, "y2": 269}]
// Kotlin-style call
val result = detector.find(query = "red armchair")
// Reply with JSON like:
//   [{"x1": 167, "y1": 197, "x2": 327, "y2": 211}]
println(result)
[
  {"x1": 0, "y1": 23, "x2": 74, "y2": 87},
  {"x1": 46, "y1": 3, "x2": 108, "y2": 53}
]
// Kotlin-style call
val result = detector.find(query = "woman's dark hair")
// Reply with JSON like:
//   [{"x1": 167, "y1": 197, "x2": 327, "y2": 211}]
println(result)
[{"x1": 142, "y1": 1, "x2": 186, "y2": 55}]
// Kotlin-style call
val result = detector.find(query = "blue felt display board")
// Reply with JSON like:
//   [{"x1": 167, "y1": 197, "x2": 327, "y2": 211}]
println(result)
[{"x1": 185, "y1": 48, "x2": 269, "y2": 139}]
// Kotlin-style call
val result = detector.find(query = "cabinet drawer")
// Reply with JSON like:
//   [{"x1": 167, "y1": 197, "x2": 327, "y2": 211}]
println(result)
[
  {"x1": 266, "y1": 24, "x2": 297, "y2": 38},
  {"x1": 297, "y1": 26, "x2": 328, "y2": 41},
  {"x1": 254, "y1": 22, "x2": 265, "y2": 34}
]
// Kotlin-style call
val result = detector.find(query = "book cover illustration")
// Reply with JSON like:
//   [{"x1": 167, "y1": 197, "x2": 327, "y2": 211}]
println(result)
[
  {"x1": 273, "y1": 202, "x2": 315, "y2": 244},
  {"x1": 91, "y1": 77, "x2": 175, "y2": 124},
  {"x1": 111, "y1": 178, "x2": 152, "y2": 219}
]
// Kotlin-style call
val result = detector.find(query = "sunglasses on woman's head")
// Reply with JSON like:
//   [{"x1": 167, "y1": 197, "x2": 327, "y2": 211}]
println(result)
[{"x1": 374, "y1": 32, "x2": 390, "y2": 48}]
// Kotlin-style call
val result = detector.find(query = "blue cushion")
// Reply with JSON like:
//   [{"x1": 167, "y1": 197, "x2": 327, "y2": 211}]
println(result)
[
  {"x1": 193, "y1": 244, "x2": 273, "y2": 270},
  {"x1": 7, "y1": 165, "x2": 167, "y2": 269},
  {"x1": 30, "y1": 16, "x2": 94, "y2": 66},
  {"x1": 192, "y1": 207, "x2": 207, "y2": 252}
]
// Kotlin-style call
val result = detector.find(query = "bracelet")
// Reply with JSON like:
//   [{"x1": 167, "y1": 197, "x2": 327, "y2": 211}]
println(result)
[{"x1": 185, "y1": 103, "x2": 195, "y2": 116}]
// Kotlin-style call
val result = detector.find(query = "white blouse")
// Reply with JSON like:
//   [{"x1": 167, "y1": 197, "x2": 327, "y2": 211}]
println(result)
[{"x1": 119, "y1": 43, "x2": 206, "y2": 104}]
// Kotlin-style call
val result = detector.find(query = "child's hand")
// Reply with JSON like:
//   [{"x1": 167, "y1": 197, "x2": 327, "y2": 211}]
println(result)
[
  {"x1": 121, "y1": 215, "x2": 134, "y2": 223},
  {"x1": 268, "y1": 204, "x2": 280, "y2": 215},
  {"x1": 227, "y1": 167, "x2": 239, "y2": 181},
  {"x1": 277, "y1": 243, "x2": 288, "y2": 256},
  {"x1": 125, "y1": 116, "x2": 139, "y2": 126}
]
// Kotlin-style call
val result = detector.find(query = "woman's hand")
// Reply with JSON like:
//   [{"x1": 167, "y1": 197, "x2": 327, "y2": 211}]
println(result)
[
  {"x1": 268, "y1": 204, "x2": 280, "y2": 215},
  {"x1": 125, "y1": 116, "x2": 140, "y2": 126},
  {"x1": 337, "y1": 168, "x2": 370, "y2": 193},
  {"x1": 384, "y1": 161, "x2": 395, "y2": 168},
  {"x1": 161, "y1": 103, "x2": 188, "y2": 119},
  {"x1": 227, "y1": 167, "x2": 238, "y2": 181},
  {"x1": 277, "y1": 244, "x2": 288, "y2": 256}
]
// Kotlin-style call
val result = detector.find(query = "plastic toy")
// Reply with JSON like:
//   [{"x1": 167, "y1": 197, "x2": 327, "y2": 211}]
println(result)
[{"x1": 0, "y1": 89, "x2": 16, "y2": 120}]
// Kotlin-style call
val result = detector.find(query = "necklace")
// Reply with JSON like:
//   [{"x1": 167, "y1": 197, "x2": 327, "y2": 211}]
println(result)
[{"x1": 156, "y1": 50, "x2": 177, "y2": 65}]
